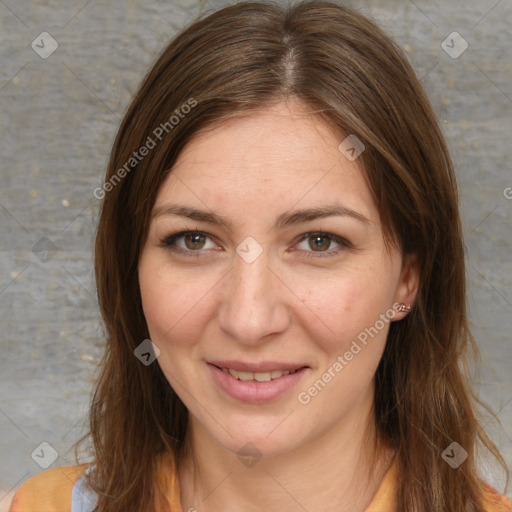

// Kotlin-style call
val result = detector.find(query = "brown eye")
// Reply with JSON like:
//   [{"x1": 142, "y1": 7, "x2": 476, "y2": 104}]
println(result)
[
  {"x1": 295, "y1": 232, "x2": 352, "y2": 259},
  {"x1": 309, "y1": 235, "x2": 331, "y2": 251},
  {"x1": 184, "y1": 233, "x2": 206, "y2": 250},
  {"x1": 161, "y1": 231, "x2": 219, "y2": 255}
]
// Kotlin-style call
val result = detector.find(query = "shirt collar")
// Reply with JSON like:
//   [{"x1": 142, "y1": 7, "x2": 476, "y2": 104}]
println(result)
[
  {"x1": 158, "y1": 451, "x2": 512, "y2": 512},
  {"x1": 157, "y1": 451, "x2": 399, "y2": 512}
]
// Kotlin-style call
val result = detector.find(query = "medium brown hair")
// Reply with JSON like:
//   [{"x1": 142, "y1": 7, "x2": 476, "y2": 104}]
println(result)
[{"x1": 78, "y1": 1, "x2": 508, "y2": 510}]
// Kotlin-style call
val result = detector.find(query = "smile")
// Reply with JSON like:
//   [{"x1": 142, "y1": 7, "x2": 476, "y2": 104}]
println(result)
[
  {"x1": 208, "y1": 363, "x2": 309, "y2": 403},
  {"x1": 219, "y1": 367, "x2": 300, "y2": 381}
]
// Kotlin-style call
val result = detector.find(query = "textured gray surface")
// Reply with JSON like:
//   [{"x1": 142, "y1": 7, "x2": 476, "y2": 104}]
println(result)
[{"x1": 0, "y1": 0, "x2": 511, "y2": 509}]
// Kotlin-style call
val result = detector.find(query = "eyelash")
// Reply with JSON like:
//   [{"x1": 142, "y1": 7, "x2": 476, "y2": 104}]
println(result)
[{"x1": 160, "y1": 230, "x2": 353, "y2": 259}]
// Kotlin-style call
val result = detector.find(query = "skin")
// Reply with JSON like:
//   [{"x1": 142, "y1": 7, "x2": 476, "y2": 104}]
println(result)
[{"x1": 138, "y1": 100, "x2": 419, "y2": 512}]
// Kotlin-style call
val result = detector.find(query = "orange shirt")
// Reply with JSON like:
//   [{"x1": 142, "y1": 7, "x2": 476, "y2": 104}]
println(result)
[{"x1": 9, "y1": 454, "x2": 512, "y2": 512}]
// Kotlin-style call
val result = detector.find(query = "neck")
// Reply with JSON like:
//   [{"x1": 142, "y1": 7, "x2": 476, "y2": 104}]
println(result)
[{"x1": 177, "y1": 407, "x2": 395, "y2": 512}]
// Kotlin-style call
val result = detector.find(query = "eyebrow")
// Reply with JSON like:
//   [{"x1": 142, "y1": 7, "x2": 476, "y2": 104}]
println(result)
[{"x1": 151, "y1": 203, "x2": 371, "y2": 230}]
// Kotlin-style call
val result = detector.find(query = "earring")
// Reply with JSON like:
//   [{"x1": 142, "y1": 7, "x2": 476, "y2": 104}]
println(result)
[{"x1": 397, "y1": 303, "x2": 411, "y2": 313}]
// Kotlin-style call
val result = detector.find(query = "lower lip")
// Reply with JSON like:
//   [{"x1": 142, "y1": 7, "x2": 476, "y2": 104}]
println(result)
[{"x1": 207, "y1": 363, "x2": 309, "y2": 404}]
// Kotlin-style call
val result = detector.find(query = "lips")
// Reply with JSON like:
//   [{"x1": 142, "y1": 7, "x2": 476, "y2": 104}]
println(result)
[{"x1": 207, "y1": 361, "x2": 310, "y2": 403}]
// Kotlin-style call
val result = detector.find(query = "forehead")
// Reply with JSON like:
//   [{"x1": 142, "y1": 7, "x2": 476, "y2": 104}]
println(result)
[{"x1": 154, "y1": 102, "x2": 377, "y2": 225}]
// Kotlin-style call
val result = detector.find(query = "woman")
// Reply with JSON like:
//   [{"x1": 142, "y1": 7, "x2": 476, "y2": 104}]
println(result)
[{"x1": 9, "y1": 1, "x2": 511, "y2": 511}]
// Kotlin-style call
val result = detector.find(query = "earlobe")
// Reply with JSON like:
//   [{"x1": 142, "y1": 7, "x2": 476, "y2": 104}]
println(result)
[{"x1": 393, "y1": 253, "x2": 420, "y2": 319}]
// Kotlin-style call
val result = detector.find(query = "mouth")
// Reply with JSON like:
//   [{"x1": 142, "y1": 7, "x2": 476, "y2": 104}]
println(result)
[
  {"x1": 211, "y1": 364, "x2": 306, "y2": 382},
  {"x1": 207, "y1": 362, "x2": 310, "y2": 403}
]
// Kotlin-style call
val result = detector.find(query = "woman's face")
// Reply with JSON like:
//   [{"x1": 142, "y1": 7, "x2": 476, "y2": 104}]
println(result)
[{"x1": 138, "y1": 101, "x2": 418, "y2": 458}]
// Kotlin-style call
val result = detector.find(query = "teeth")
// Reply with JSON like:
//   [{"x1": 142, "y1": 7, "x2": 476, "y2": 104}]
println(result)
[
  {"x1": 237, "y1": 370, "x2": 254, "y2": 381},
  {"x1": 254, "y1": 372, "x2": 272, "y2": 382},
  {"x1": 224, "y1": 367, "x2": 297, "y2": 381}
]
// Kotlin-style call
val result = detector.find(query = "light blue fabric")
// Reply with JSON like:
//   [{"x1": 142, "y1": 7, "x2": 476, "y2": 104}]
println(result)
[{"x1": 70, "y1": 467, "x2": 98, "y2": 512}]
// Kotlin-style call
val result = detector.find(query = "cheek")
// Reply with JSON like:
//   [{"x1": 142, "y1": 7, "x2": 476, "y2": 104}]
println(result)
[
  {"x1": 139, "y1": 263, "x2": 170, "y2": 338},
  {"x1": 139, "y1": 256, "x2": 178, "y2": 338},
  {"x1": 301, "y1": 264, "x2": 396, "y2": 362},
  {"x1": 139, "y1": 257, "x2": 215, "y2": 347},
  {"x1": 299, "y1": 276, "x2": 393, "y2": 411},
  {"x1": 139, "y1": 262, "x2": 209, "y2": 389}
]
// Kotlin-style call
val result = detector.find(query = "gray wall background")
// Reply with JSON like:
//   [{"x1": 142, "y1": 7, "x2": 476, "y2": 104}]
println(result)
[{"x1": 0, "y1": 0, "x2": 511, "y2": 509}]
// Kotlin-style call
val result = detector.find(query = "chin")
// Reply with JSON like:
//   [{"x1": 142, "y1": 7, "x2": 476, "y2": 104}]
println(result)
[{"x1": 202, "y1": 415, "x2": 307, "y2": 461}]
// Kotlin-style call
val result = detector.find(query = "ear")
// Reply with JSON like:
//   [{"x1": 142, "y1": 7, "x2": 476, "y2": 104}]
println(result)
[{"x1": 392, "y1": 253, "x2": 419, "y2": 320}]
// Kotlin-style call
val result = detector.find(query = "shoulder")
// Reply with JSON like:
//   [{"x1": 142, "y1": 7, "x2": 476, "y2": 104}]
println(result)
[
  {"x1": 482, "y1": 483, "x2": 512, "y2": 512},
  {"x1": 9, "y1": 464, "x2": 95, "y2": 512}
]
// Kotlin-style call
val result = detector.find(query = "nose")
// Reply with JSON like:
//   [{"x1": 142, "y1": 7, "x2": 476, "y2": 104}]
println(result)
[{"x1": 216, "y1": 246, "x2": 291, "y2": 346}]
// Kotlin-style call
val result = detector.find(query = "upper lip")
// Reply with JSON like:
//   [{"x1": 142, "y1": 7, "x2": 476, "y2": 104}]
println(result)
[{"x1": 208, "y1": 360, "x2": 309, "y2": 373}]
